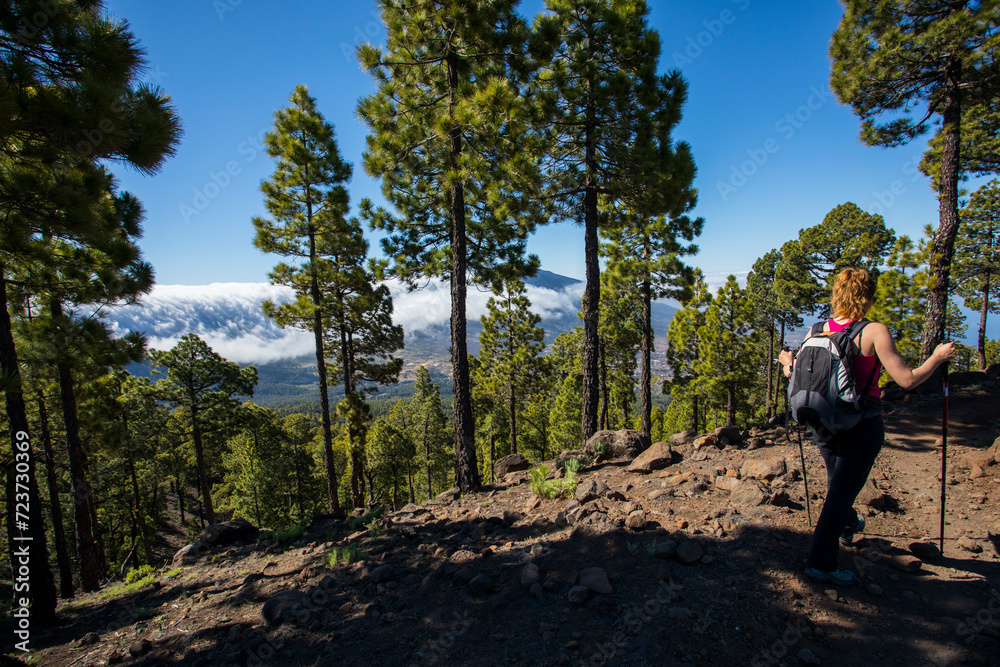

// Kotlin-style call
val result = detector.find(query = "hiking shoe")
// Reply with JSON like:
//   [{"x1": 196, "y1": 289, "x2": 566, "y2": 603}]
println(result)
[
  {"x1": 804, "y1": 567, "x2": 856, "y2": 586},
  {"x1": 840, "y1": 514, "x2": 866, "y2": 546}
]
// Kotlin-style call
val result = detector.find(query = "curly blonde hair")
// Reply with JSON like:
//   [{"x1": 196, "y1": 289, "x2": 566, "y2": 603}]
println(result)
[{"x1": 831, "y1": 268, "x2": 876, "y2": 320}]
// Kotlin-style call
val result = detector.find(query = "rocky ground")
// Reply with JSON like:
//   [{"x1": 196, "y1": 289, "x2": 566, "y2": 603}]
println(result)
[{"x1": 8, "y1": 374, "x2": 1000, "y2": 667}]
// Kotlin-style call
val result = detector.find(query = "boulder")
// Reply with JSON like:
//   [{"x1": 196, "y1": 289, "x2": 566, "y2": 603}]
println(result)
[
  {"x1": 436, "y1": 487, "x2": 461, "y2": 502},
  {"x1": 627, "y1": 442, "x2": 675, "y2": 473},
  {"x1": 692, "y1": 434, "x2": 720, "y2": 450},
  {"x1": 494, "y1": 453, "x2": 531, "y2": 478},
  {"x1": 676, "y1": 541, "x2": 704, "y2": 565},
  {"x1": 625, "y1": 510, "x2": 647, "y2": 530},
  {"x1": 172, "y1": 543, "x2": 203, "y2": 566},
  {"x1": 583, "y1": 429, "x2": 651, "y2": 459},
  {"x1": 962, "y1": 450, "x2": 996, "y2": 469},
  {"x1": 740, "y1": 457, "x2": 787, "y2": 481},
  {"x1": 990, "y1": 437, "x2": 1000, "y2": 464},
  {"x1": 198, "y1": 517, "x2": 258, "y2": 548},
  {"x1": 880, "y1": 381, "x2": 906, "y2": 402},
  {"x1": 857, "y1": 478, "x2": 893, "y2": 510},
  {"x1": 712, "y1": 426, "x2": 746, "y2": 444},
  {"x1": 262, "y1": 590, "x2": 315, "y2": 627},
  {"x1": 986, "y1": 363, "x2": 1000, "y2": 380},
  {"x1": 578, "y1": 567, "x2": 613, "y2": 594},
  {"x1": 669, "y1": 430, "x2": 697, "y2": 446},
  {"x1": 714, "y1": 476, "x2": 740, "y2": 492},
  {"x1": 729, "y1": 480, "x2": 769, "y2": 508}
]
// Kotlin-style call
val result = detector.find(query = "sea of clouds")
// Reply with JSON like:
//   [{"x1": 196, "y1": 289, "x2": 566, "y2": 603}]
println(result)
[{"x1": 105, "y1": 278, "x2": 586, "y2": 365}]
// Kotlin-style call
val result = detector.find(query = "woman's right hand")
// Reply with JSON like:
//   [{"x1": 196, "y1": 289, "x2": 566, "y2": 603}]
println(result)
[{"x1": 933, "y1": 341, "x2": 956, "y2": 363}]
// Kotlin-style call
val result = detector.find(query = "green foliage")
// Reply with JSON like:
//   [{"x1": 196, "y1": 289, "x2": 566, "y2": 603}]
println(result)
[
  {"x1": 258, "y1": 523, "x2": 306, "y2": 544},
  {"x1": 954, "y1": 180, "x2": 1000, "y2": 369},
  {"x1": 528, "y1": 464, "x2": 577, "y2": 499},
  {"x1": 125, "y1": 565, "x2": 156, "y2": 584},
  {"x1": 349, "y1": 505, "x2": 385, "y2": 532},
  {"x1": 473, "y1": 277, "x2": 550, "y2": 458},
  {"x1": 777, "y1": 203, "x2": 895, "y2": 316},
  {"x1": 323, "y1": 544, "x2": 366, "y2": 567}
]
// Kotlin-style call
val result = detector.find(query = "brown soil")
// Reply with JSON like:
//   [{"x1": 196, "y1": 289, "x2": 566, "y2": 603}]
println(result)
[{"x1": 14, "y1": 380, "x2": 1000, "y2": 667}]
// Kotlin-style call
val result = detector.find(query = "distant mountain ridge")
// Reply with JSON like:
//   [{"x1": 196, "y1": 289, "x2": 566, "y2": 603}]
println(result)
[{"x1": 107, "y1": 270, "x2": 677, "y2": 409}]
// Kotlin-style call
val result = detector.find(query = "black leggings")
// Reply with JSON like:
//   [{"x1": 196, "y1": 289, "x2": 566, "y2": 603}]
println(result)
[{"x1": 806, "y1": 415, "x2": 884, "y2": 572}]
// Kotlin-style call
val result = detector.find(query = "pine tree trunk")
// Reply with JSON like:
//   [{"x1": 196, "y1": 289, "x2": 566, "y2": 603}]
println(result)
[
  {"x1": 598, "y1": 343, "x2": 609, "y2": 431},
  {"x1": 176, "y1": 476, "x2": 186, "y2": 525},
  {"x1": 423, "y1": 414, "x2": 432, "y2": 501},
  {"x1": 407, "y1": 461, "x2": 415, "y2": 505},
  {"x1": 978, "y1": 271, "x2": 991, "y2": 371},
  {"x1": 447, "y1": 50, "x2": 479, "y2": 493},
  {"x1": 640, "y1": 273, "x2": 652, "y2": 438},
  {"x1": 189, "y1": 404, "x2": 216, "y2": 524},
  {"x1": 36, "y1": 390, "x2": 74, "y2": 598},
  {"x1": 125, "y1": 436, "x2": 153, "y2": 564},
  {"x1": 508, "y1": 374, "x2": 517, "y2": 455},
  {"x1": 49, "y1": 299, "x2": 103, "y2": 592},
  {"x1": 1, "y1": 272, "x2": 57, "y2": 623},
  {"x1": 692, "y1": 394, "x2": 699, "y2": 434},
  {"x1": 766, "y1": 318, "x2": 775, "y2": 420},
  {"x1": 581, "y1": 120, "x2": 600, "y2": 445},
  {"x1": 922, "y1": 66, "x2": 962, "y2": 363}
]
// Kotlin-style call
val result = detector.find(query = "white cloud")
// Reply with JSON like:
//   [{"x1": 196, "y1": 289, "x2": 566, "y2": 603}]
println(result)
[{"x1": 105, "y1": 277, "x2": 586, "y2": 365}]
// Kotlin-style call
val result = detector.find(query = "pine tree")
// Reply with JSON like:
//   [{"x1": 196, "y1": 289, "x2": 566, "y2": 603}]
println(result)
[
  {"x1": 149, "y1": 335, "x2": 257, "y2": 525},
  {"x1": 358, "y1": 0, "x2": 543, "y2": 493},
  {"x1": 954, "y1": 180, "x2": 1000, "y2": 370},
  {"x1": 409, "y1": 367, "x2": 449, "y2": 500},
  {"x1": 596, "y1": 273, "x2": 642, "y2": 430},
  {"x1": 665, "y1": 271, "x2": 712, "y2": 434},
  {"x1": 776, "y1": 203, "x2": 895, "y2": 316},
  {"x1": 473, "y1": 278, "x2": 547, "y2": 456},
  {"x1": 535, "y1": 0, "x2": 684, "y2": 444},
  {"x1": 699, "y1": 276, "x2": 753, "y2": 427},
  {"x1": 252, "y1": 85, "x2": 352, "y2": 514},
  {"x1": 830, "y1": 0, "x2": 1000, "y2": 359},
  {"x1": 0, "y1": 0, "x2": 179, "y2": 619},
  {"x1": 603, "y1": 206, "x2": 701, "y2": 436},
  {"x1": 868, "y1": 235, "x2": 927, "y2": 366}
]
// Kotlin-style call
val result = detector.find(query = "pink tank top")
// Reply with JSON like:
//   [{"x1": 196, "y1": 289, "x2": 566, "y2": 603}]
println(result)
[{"x1": 827, "y1": 319, "x2": 882, "y2": 400}]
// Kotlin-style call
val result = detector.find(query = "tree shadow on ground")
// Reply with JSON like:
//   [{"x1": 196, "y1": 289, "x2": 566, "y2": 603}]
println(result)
[{"x1": 23, "y1": 506, "x2": 1000, "y2": 667}]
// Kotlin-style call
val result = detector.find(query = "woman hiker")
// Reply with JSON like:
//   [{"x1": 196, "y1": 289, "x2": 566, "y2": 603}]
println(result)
[{"x1": 777, "y1": 267, "x2": 955, "y2": 586}]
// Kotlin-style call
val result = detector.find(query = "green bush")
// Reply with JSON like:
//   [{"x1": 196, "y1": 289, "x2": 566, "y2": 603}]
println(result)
[
  {"x1": 125, "y1": 564, "x2": 155, "y2": 584},
  {"x1": 529, "y1": 464, "x2": 578, "y2": 499},
  {"x1": 258, "y1": 522, "x2": 306, "y2": 543},
  {"x1": 323, "y1": 544, "x2": 366, "y2": 567}
]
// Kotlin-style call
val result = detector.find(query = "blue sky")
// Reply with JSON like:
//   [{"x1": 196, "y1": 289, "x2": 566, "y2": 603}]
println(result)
[{"x1": 102, "y1": 1, "x2": 988, "y2": 315}]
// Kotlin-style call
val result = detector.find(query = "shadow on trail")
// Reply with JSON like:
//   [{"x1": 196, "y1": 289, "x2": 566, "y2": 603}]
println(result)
[{"x1": 24, "y1": 501, "x2": 1000, "y2": 667}]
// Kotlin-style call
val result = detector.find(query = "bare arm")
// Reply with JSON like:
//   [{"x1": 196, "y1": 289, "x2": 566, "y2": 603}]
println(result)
[{"x1": 868, "y1": 322, "x2": 955, "y2": 390}]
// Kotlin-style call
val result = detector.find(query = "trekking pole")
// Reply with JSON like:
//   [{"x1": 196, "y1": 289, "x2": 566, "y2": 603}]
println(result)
[{"x1": 939, "y1": 361, "x2": 949, "y2": 556}]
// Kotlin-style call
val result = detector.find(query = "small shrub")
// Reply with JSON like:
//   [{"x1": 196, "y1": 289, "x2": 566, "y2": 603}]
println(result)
[
  {"x1": 350, "y1": 505, "x2": 385, "y2": 531},
  {"x1": 594, "y1": 442, "x2": 608, "y2": 456},
  {"x1": 529, "y1": 464, "x2": 577, "y2": 499},
  {"x1": 323, "y1": 544, "x2": 366, "y2": 567},
  {"x1": 125, "y1": 564, "x2": 155, "y2": 584},
  {"x1": 258, "y1": 523, "x2": 306, "y2": 544}
]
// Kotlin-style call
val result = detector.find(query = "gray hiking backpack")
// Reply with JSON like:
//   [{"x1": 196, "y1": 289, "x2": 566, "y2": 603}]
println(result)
[{"x1": 788, "y1": 320, "x2": 877, "y2": 442}]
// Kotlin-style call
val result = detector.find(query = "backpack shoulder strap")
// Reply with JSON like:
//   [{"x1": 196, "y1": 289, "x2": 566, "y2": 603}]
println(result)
[{"x1": 808, "y1": 321, "x2": 825, "y2": 337}]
